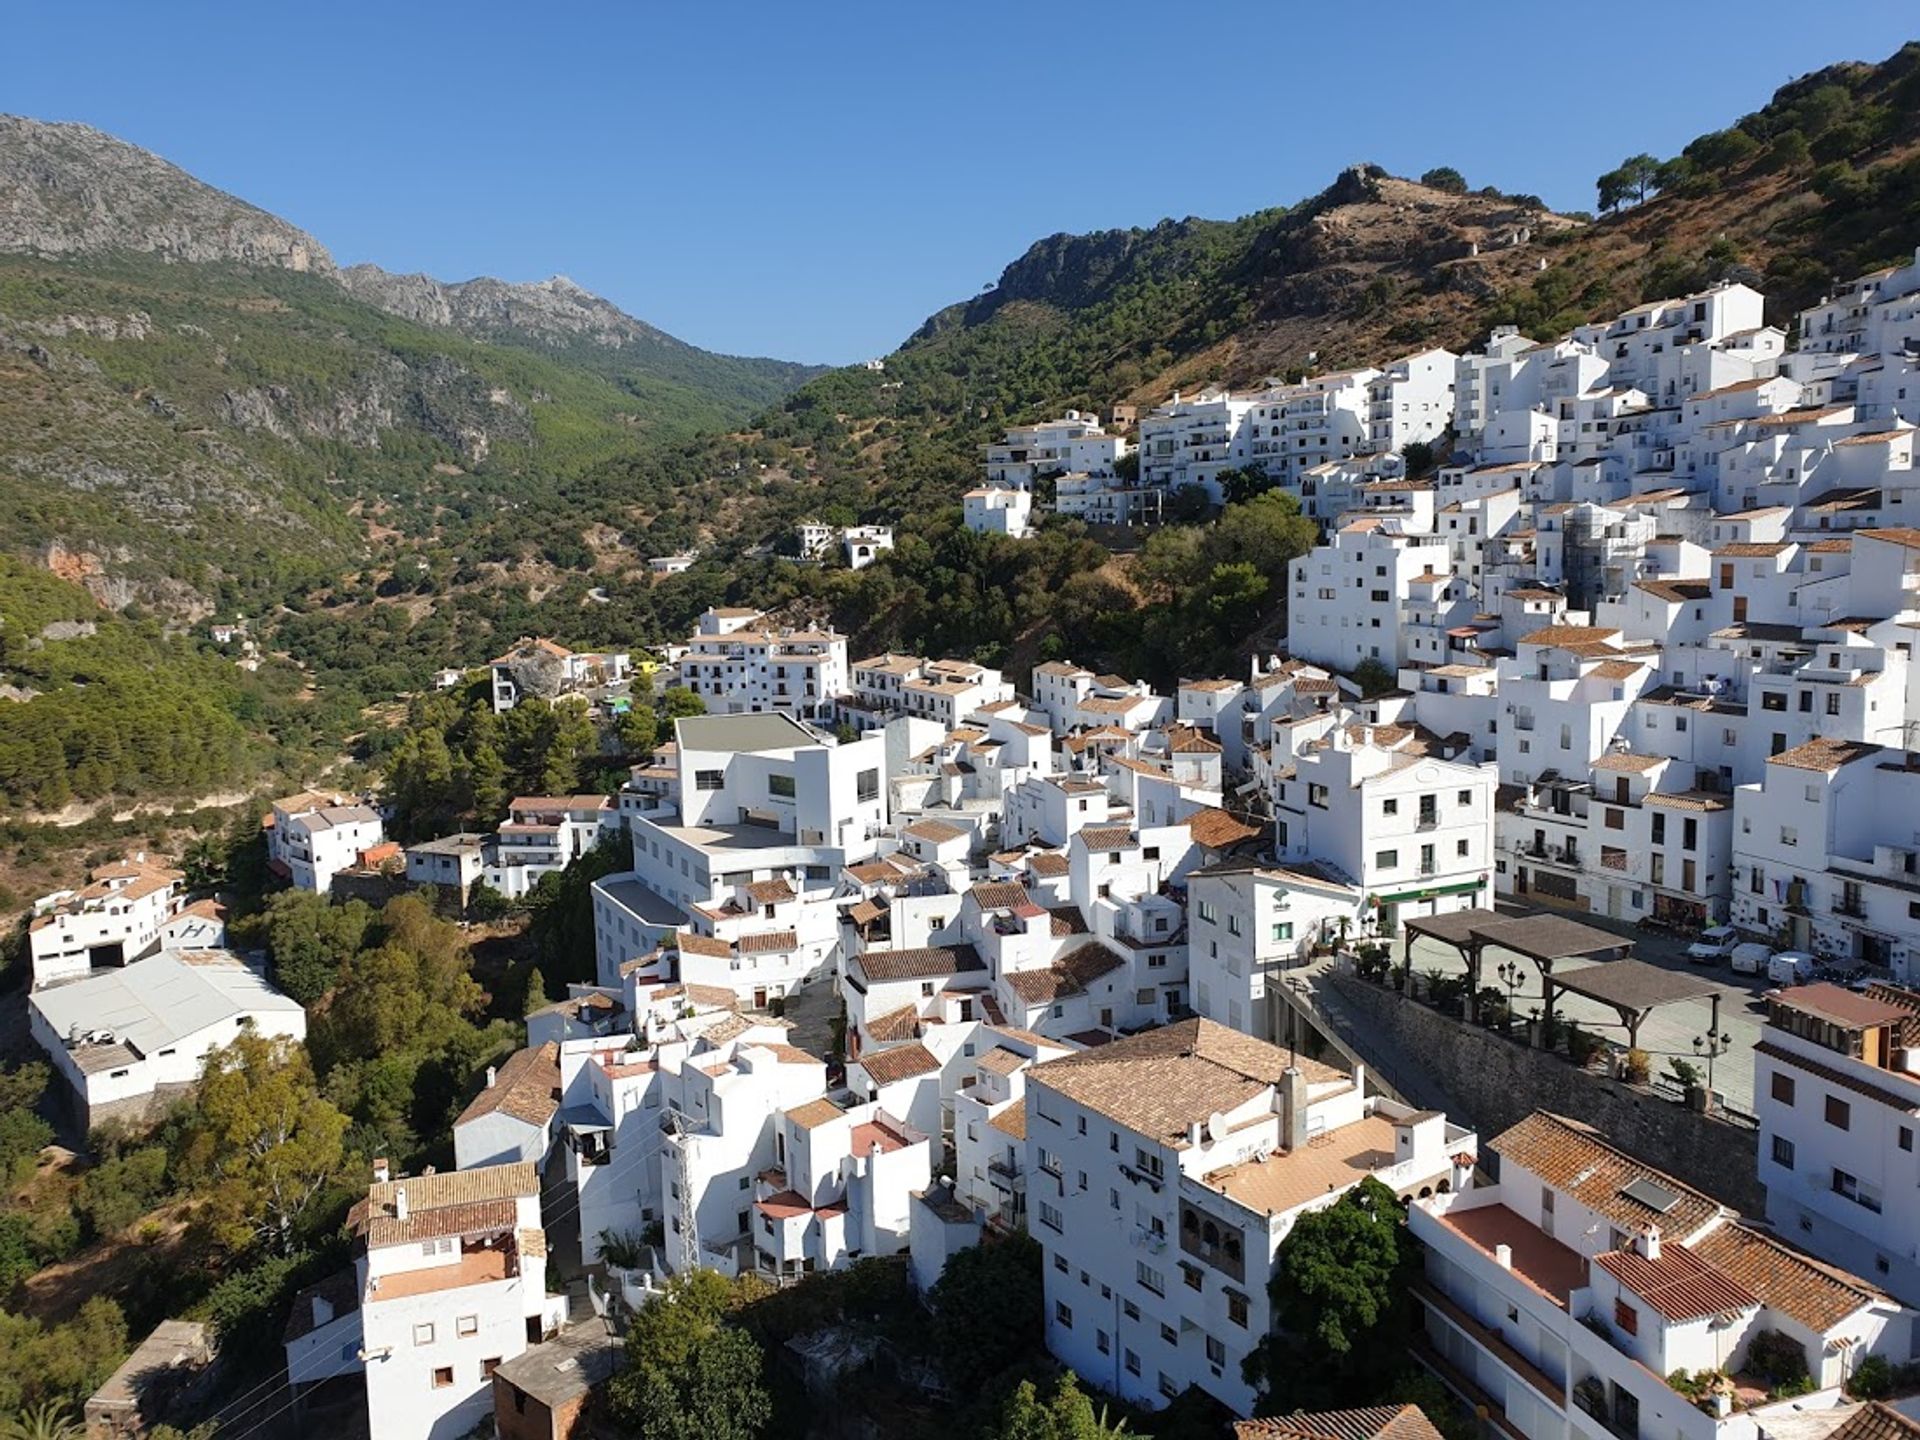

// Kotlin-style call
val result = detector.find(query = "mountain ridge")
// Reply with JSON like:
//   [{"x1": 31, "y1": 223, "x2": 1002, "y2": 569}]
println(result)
[{"x1": 0, "y1": 114, "x2": 820, "y2": 376}]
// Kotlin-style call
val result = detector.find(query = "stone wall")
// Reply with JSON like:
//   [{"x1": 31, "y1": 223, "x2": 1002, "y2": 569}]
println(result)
[{"x1": 1317, "y1": 969, "x2": 1764, "y2": 1214}]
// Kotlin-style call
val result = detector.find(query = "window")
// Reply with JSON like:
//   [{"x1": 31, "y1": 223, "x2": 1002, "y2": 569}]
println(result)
[
  {"x1": 432, "y1": 1367, "x2": 454, "y2": 1389},
  {"x1": 1271, "y1": 922, "x2": 1293, "y2": 942},
  {"x1": 1055, "y1": 1301, "x2": 1073, "y2": 1329},
  {"x1": 857, "y1": 769, "x2": 880, "y2": 803},
  {"x1": 1826, "y1": 1095, "x2": 1851, "y2": 1131},
  {"x1": 1383, "y1": 798, "x2": 1399, "y2": 816},
  {"x1": 1902, "y1": 1127, "x2": 1914, "y2": 1153},
  {"x1": 1134, "y1": 1149, "x2": 1164, "y2": 1181},
  {"x1": 1196, "y1": 899, "x2": 1217, "y2": 925},
  {"x1": 1137, "y1": 1262, "x2": 1165, "y2": 1295},
  {"x1": 1124, "y1": 1349, "x2": 1141, "y2": 1377},
  {"x1": 1834, "y1": 1168, "x2": 1883, "y2": 1212},
  {"x1": 1097, "y1": 1329, "x2": 1111, "y2": 1355},
  {"x1": 1375, "y1": 850, "x2": 1399, "y2": 870},
  {"x1": 1052, "y1": 1252, "x2": 1068, "y2": 1274},
  {"x1": 1227, "y1": 1290, "x2": 1249, "y2": 1328},
  {"x1": 1614, "y1": 1300, "x2": 1638, "y2": 1336},
  {"x1": 1123, "y1": 1299, "x2": 1140, "y2": 1321},
  {"x1": 413, "y1": 1323, "x2": 436, "y2": 1346},
  {"x1": 1771, "y1": 1135, "x2": 1795, "y2": 1170},
  {"x1": 1181, "y1": 1262, "x2": 1203, "y2": 1292},
  {"x1": 1206, "y1": 1335, "x2": 1227, "y2": 1368},
  {"x1": 482, "y1": 1357, "x2": 502, "y2": 1378},
  {"x1": 695, "y1": 769, "x2": 724, "y2": 791},
  {"x1": 1038, "y1": 1202, "x2": 1063, "y2": 1232},
  {"x1": 768, "y1": 773, "x2": 795, "y2": 798},
  {"x1": 1771, "y1": 1073, "x2": 1795, "y2": 1105},
  {"x1": 1458, "y1": 789, "x2": 1473, "y2": 806},
  {"x1": 456, "y1": 1315, "x2": 479, "y2": 1338}
]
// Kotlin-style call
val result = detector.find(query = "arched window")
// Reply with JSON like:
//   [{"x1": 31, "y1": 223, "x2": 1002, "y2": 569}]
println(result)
[{"x1": 1202, "y1": 1222, "x2": 1219, "y2": 1246}]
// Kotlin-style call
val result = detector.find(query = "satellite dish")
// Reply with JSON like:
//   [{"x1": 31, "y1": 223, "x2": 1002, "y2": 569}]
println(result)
[{"x1": 1207, "y1": 1110, "x2": 1229, "y2": 1143}]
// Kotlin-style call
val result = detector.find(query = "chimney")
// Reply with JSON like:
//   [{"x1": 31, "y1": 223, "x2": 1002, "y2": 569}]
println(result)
[
  {"x1": 1495, "y1": 1243, "x2": 1513, "y2": 1270},
  {"x1": 485, "y1": 1065, "x2": 498, "y2": 1089},
  {"x1": 372, "y1": 1157, "x2": 390, "y2": 1184},
  {"x1": 1280, "y1": 1067, "x2": 1310, "y2": 1150},
  {"x1": 394, "y1": 1186, "x2": 409, "y2": 1223},
  {"x1": 1637, "y1": 1223, "x2": 1661, "y2": 1262}
]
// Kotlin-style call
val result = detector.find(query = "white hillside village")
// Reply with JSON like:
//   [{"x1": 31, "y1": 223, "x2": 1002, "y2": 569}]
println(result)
[{"x1": 27, "y1": 143, "x2": 1920, "y2": 1440}]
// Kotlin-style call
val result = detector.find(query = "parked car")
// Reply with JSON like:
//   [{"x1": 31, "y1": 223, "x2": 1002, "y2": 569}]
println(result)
[
  {"x1": 1686, "y1": 925, "x2": 1740, "y2": 965},
  {"x1": 1729, "y1": 942, "x2": 1771, "y2": 976},
  {"x1": 1768, "y1": 950, "x2": 1818, "y2": 986}
]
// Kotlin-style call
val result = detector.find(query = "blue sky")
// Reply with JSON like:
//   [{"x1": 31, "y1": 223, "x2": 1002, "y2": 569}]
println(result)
[{"x1": 5, "y1": 4, "x2": 1917, "y2": 365}]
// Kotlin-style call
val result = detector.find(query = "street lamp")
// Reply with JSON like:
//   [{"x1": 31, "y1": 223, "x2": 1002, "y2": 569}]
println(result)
[
  {"x1": 1496, "y1": 960, "x2": 1523, "y2": 1029},
  {"x1": 1692, "y1": 1030, "x2": 1734, "y2": 1094}
]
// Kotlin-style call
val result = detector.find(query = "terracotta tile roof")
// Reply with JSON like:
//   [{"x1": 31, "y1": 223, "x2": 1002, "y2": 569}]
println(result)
[
  {"x1": 1587, "y1": 660, "x2": 1645, "y2": 681},
  {"x1": 1690, "y1": 1221, "x2": 1879, "y2": 1332},
  {"x1": 988, "y1": 1099, "x2": 1027, "y2": 1140},
  {"x1": 1860, "y1": 528, "x2": 1920, "y2": 552},
  {"x1": 1026, "y1": 851, "x2": 1070, "y2": 878},
  {"x1": 1771, "y1": 982, "x2": 1913, "y2": 1031},
  {"x1": 1490, "y1": 1113, "x2": 1722, "y2": 1240},
  {"x1": 738, "y1": 929, "x2": 798, "y2": 954},
  {"x1": 456, "y1": 1043, "x2": 561, "y2": 1130},
  {"x1": 1236, "y1": 1405, "x2": 1444, "y2": 1440},
  {"x1": 852, "y1": 945, "x2": 985, "y2": 984},
  {"x1": 976, "y1": 1046, "x2": 1027, "y2": 1077},
  {"x1": 864, "y1": 1004, "x2": 922, "y2": 1044},
  {"x1": 1641, "y1": 791, "x2": 1729, "y2": 812},
  {"x1": 969, "y1": 880, "x2": 1031, "y2": 911},
  {"x1": 1188, "y1": 807, "x2": 1266, "y2": 850},
  {"x1": 903, "y1": 818, "x2": 968, "y2": 844},
  {"x1": 744, "y1": 878, "x2": 795, "y2": 904},
  {"x1": 1032, "y1": 1019, "x2": 1343, "y2": 1145},
  {"x1": 1767, "y1": 736, "x2": 1879, "y2": 773},
  {"x1": 1076, "y1": 825, "x2": 1136, "y2": 850},
  {"x1": 847, "y1": 899, "x2": 884, "y2": 927},
  {"x1": 1826, "y1": 1405, "x2": 1920, "y2": 1440},
  {"x1": 1711, "y1": 542, "x2": 1790, "y2": 558},
  {"x1": 1519, "y1": 626, "x2": 1620, "y2": 649},
  {"x1": 1048, "y1": 906, "x2": 1089, "y2": 936},
  {"x1": 677, "y1": 932, "x2": 732, "y2": 958},
  {"x1": 784, "y1": 1097, "x2": 849, "y2": 1130},
  {"x1": 683, "y1": 983, "x2": 740, "y2": 1010},
  {"x1": 1593, "y1": 1241, "x2": 1756, "y2": 1321},
  {"x1": 858, "y1": 1042, "x2": 940, "y2": 1087},
  {"x1": 1591, "y1": 752, "x2": 1663, "y2": 774}
]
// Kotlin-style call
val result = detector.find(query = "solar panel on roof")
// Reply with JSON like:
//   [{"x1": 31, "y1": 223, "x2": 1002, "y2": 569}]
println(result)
[{"x1": 1620, "y1": 1177, "x2": 1679, "y2": 1213}]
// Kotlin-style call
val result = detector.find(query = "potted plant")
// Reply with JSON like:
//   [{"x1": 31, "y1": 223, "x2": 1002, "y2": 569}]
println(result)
[
  {"x1": 1669, "y1": 1057, "x2": 1708, "y2": 1111},
  {"x1": 1622, "y1": 1048, "x2": 1651, "y2": 1085}
]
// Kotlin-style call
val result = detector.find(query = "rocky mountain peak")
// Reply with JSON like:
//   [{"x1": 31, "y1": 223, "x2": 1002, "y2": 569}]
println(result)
[{"x1": 0, "y1": 114, "x2": 334, "y2": 273}]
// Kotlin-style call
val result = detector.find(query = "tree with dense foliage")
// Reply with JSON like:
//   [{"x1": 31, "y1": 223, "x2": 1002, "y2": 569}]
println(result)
[
  {"x1": 927, "y1": 1232, "x2": 1045, "y2": 1391},
  {"x1": 987, "y1": 1373, "x2": 1130, "y2": 1440},
  {"x1": 252, "y1": 891, "x2": 374, "y2": 1006},
  {"x1": 526, "y1": 844, "x2": 629, "y2": 989},
  {"x1": 1597, "y1": 153, "x2": 1662, "y2": 210},
  {"x1": 174, "y1": 1033, "x2": 352, "y2": 1258},
  {"x1": 0, "y1": 1299, "x2": 128, "y2": 1423},
  {"x1": 1351, "y1": 657, "x2": 1397, "y2": 698},
  {"x1": 1419, "y1": 166, "x2": 1468, "y2": 194},
  {"x1": 606, "y1": 1269, "x2": 771, "y2": 1440},
  {"x1": 0, "y1": 1066, "x2": 53, "y2": 1188},
  {"x1": 1244, "y1": 1177, "x2": 1414, "y2": 1409}
]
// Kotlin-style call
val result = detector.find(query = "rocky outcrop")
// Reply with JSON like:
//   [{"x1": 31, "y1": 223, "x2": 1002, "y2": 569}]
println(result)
[
  {"x1": 0, "y1": 116, "x2": 333, "y2": 272},
  {"x1": 338, "y1": 266, "x2": 689, "y2": 352}
]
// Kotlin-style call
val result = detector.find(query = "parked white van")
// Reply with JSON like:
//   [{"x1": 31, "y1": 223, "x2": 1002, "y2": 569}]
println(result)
[{"x1": 1729, "y1": 942, "x2": 1771, "y2": 976}]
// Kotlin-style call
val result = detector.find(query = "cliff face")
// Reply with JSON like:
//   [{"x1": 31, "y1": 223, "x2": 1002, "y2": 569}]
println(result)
[
  {"x1": 0, "y1": 116, "x2": 334, "y2": 272},
  {"x1": 339, "y1": 267, "x2": 686, "y2": 351}
]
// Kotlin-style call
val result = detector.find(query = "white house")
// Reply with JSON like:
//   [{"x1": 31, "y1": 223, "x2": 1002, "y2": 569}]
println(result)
[
  {"x1": 1027, "y1": 1019, "x2": 1474, "y2": 1415},
  {"x1": 963, "y1": 486, "x2": 1034, "y2": 539},
  {"x1": 29, "y1": 950, "x2": 307, "y2": 1128},
  {"x1": 1411, "y1": 1110, "x2": 1909, "y2": 1440},
  {"x1": 453, "y1": 1043, "x2": 562, "y2": 1172},
  {"x1": 677, "y1": 608, "x2": 850, "y2": 721},
  {"x1": 266, "y1": 792, "x2": 385, "y2": 895},
  {"x1": 347, "y1": 1163, "x2": 567, "y2": 1440},
  {"x1": 27, "y1": 855, "x2": 186, "y2": 989},
  {"x1": 1755, "y1": 981, "x2": 1920, "y2": 1309}
]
